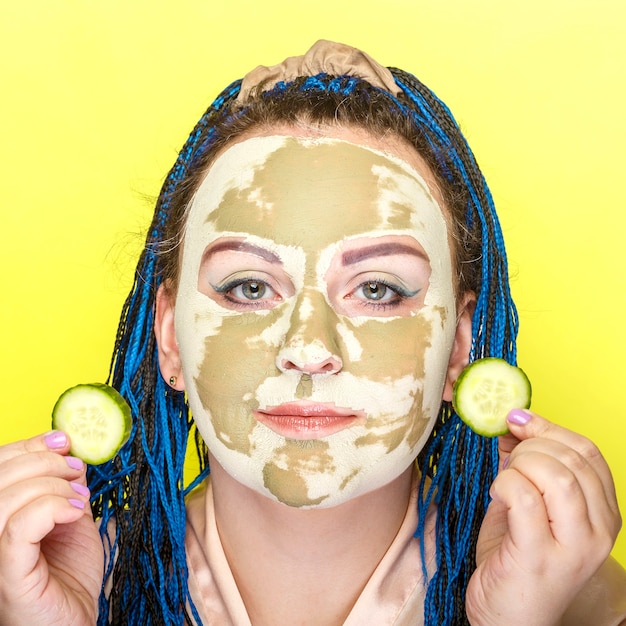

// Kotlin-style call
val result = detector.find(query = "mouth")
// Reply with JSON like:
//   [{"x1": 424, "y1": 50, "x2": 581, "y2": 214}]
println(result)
[{"x1": 254, "y1": 402, "x2": 366, "y2": 440}]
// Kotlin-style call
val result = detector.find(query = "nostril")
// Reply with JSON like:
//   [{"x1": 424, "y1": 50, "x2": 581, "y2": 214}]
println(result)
[{"x1": 278, "y1": 355, "x2": 342, "y2": 374}]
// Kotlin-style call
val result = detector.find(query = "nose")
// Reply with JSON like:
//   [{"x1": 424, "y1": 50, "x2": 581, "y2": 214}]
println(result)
[{"x1": 276, "y1": 290, "x2": 343, "y2": 375}]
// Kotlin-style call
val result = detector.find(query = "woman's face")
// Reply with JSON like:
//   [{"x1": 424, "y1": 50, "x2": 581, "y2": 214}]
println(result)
[{"x1": 166, "y1": 129, "x2": 461, "y2": 508}]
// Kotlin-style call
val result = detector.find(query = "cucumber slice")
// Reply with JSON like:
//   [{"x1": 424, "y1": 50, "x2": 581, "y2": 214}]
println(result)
[
  {"x1": 452, "y1": 358, "x2": 531, "y2": 437},
  {"x1": 52, "y1": 383, "x2": 131, "y2": 464}
]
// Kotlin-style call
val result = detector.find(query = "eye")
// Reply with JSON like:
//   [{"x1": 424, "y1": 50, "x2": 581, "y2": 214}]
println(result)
[
  {"x1": 355, "y1": 281, "x2": 396, "y2": 302},
  {"x1": 347, "y1": 278, "x2": 419, "y2": 310},
  {"x1": 335, "y1": 272, "x2": 424, "y2": 317},
  {"x1": 211, "y1": 276, "x2": 282, "y2": 309},
  {"x1": 233, "y1": 280, "x2": 271, "y2": 300}
]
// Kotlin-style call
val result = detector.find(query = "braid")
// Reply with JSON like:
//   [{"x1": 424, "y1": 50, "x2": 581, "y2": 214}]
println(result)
[
  {"x1": 390, "y1": 69, "x2": 518, "y2": 624},
  {"x1": 86, "y1": 65, "x2": 517, "y2": 625},
  {"x1": 87, "y1": 81, "x2": 241, "y2": 625}
]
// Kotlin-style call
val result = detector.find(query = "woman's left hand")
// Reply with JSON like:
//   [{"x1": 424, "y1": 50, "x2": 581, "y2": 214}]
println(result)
[{"x1": 466, "y1": 409, "x2": 622, "y2": 626}]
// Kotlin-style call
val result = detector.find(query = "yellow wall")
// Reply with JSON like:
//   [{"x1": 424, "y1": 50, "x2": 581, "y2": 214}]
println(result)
[{"x1": 1, "y1": 1, "x2": 624, "y2": 566}]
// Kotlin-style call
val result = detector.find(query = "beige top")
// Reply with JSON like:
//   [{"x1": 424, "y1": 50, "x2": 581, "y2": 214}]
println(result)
[
  {"x1": 185, "y1": 477, "x2": 435, "y2": 625},
  {"x1": 184, "y1": 478, "x2": 626, "y2": 625}
]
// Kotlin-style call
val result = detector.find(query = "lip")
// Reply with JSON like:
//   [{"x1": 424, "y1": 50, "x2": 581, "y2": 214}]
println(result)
[{"x1": 254, "y1": 402, "x2": 365, "y2": 440}]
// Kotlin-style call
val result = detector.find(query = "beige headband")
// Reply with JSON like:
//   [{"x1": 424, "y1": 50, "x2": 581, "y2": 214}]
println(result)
[{"x1": 237, "y1": 39, "x2": 401, "y2": 103}]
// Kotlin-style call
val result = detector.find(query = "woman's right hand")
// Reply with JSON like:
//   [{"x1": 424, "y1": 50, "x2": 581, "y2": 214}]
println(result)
[{"x1": 0, "y1": 431, "x2": 103, "y2": 625}]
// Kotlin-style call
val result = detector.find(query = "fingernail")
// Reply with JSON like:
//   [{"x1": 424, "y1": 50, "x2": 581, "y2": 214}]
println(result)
[
  {"x1": 66, "y1": 456, "x2": 84, "y2": 471},
  {"x1": 68, "y1": 498, "x2": 85, "y2": 509},
  {"x1": 44, "y1": 431, "x2": 68, "y2": 449},
  {"x1": 70, "y1": 482, "x2": 90, "y2": 497},
  {"x1": 502, "y1": 455, "x2": 510, "y2": 470},
  {"x1": 507, "y1": 408, "x2": 531, "y2": 425}
]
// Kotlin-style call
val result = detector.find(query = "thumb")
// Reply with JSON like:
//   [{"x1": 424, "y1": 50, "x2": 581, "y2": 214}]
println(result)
[
  {"x1": 497, "y1": 408, "x2": 578, "y2": 469},
  {"x1": 505, "y1": 407, "x2": 557, "y2": 441},
  {"x1": 496, "y1": 408, "x2": 540, "y2": 469}
]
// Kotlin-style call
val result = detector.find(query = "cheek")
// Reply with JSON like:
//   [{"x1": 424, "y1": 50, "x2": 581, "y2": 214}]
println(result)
[
  {"x1": 344, "y1": 313, "x2": 435, "y2": 381},
  {"x1": 346, "y1": 305, "x2": 451, "y2": 446},
  {"x1": 191, "y1": 309, "x2": 285, "y2": 452}
]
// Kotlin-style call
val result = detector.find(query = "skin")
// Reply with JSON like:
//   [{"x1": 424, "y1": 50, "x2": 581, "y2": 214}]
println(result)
[
  {"x1": 467, "y1": 414, "x2": 623, "y2": 625},
  {"x1": 0, "y1": 126, "x2": 620, "y2": 626},
  {"x1": 170, "y1": 134, "x2": 458, "y2": 508},
  {"x1": 0, "y1": 432, "x2": 101, "y2": 626},
  {"x1": 154, "y1": 125, "x2": 623, "y2": 624}
]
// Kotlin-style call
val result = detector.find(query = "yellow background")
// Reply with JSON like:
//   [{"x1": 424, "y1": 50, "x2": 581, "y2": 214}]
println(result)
[{"x1": 1, "y1": 1, "x2": 624, "y2": 567}]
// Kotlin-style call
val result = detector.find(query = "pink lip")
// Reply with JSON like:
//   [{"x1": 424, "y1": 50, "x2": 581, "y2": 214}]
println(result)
[{"x1": 254, "y1": 402, "x2": 365, "y2": 440}]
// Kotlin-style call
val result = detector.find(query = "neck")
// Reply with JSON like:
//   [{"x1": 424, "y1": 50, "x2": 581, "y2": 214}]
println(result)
[{"x1": 208, "y1": 453, "x2": 414, "y2": 626}]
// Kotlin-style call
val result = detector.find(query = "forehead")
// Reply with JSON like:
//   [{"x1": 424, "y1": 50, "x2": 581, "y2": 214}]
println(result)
[{"x1": 186, "y1": 136, "x2": 445, "y2": 249}]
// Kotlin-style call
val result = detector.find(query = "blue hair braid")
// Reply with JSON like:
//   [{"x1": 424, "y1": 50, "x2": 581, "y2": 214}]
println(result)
[
  {"x1": 87, "y1": 80, "x2": 242, "y2": 625},
  {"x1": 390, "y1": 69, "x2": 518, "y2": 624},
  {"x1": 88, "y1": 64, "x2": 517, "y2": 625},
  {"x1": 216, "y1": 70, "x2": 519, "y2": 624}
]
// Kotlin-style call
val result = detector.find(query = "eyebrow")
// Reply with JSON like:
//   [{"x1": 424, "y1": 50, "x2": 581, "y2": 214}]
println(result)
[
  {"x1": 342, "y1": 242, "x2": 429, "y2": 266},
  {"x1": 201, "y1": 241, "x2": 282, "y2": 265}
]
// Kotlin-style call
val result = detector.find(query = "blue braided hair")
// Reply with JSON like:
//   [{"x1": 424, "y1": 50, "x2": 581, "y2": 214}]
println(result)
[
  {"x1": 87, "y1": 66, "x2": 517, "y2": 625},
  {"x1": 87, "y1": 81, "x2": 241, "y2": 624},
  {"x1": 387, "y1": 69, "x2": 518, "y2": 623}
]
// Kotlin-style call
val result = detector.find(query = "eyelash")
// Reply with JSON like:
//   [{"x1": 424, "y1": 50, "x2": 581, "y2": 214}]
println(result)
[
  {"x1": 210, "y1": 276, "x2": 420, "y2": 313},
  {"x1": 349, "y1": 279, "x2": 419, "y2": 310},
  {"x1": 212, "y1": 276, "x2": 280, "y2": 309}
]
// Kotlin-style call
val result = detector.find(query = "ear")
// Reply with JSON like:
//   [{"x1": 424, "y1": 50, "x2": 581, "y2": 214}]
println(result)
[
  {"x1": 154, "y1": 283, "x2": 186, "y2": 391},
  {"x1": 442, "y1": 292, "x2": 475, "y2": 402}
]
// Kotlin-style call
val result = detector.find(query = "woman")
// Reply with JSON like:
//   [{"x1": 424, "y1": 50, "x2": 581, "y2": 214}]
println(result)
[{"x1": 0, "y1": 41, "x2": 623, "y2": 625}]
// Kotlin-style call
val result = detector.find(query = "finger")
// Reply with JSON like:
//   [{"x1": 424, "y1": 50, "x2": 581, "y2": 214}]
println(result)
[
  {"x1": 0, "y1": 475, "x2": 91, "y2": 536},
  {"x1": 489, "y1": 468, "x2": 554, "y2": 559},
  {"x1": 510, "y1": 439, "x2": 620, "y2": 542},
  {"x1": 0, "y1": 450, "x2": 85, "y2": 494},
  {"x1": 0, "y1": 494, "x2": 88, "y2": 582},
  {"x1": 497, "y1": 430, "x2": 521, "y2": 470},
  {"x1": 0, "y1": 448, "x2": 85, "y2": 484},
  {"x1": 505, "y1": 409, "x2": 619, "y2": 515},
  {"x1": 506, "y1": 449, "x2": 596, "y2": 546},
  {"x1": 0, "y1": 431, "x2": 72, "y2": 465}
]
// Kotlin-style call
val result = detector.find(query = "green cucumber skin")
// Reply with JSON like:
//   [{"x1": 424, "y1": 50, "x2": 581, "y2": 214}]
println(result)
[
  {"x1": 452, "y1": 358, "x2": 532, "y2": 438},
  {"x1": 52, "y1": 383, "x2": 131, "y2": 465}
]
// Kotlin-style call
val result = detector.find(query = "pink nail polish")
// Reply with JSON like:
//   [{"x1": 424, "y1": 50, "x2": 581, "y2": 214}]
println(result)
[
  {"x1": 66, "y1": 456, "x2": 84, "y2": 471},
  {"x1": 68, "y1": 498, "x2": 85, "y2": 509},
  {"x1": 507, "y1": 408, "x2": 531, "y2": 425},
  {"x1": 70, "y1": 482, "x2": 90, "y2": 497},
  {"x1": 44, "y1": 431, "x2": 68, "y2": 449}
]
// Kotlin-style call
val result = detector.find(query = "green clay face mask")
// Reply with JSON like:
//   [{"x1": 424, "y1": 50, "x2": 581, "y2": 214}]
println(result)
[{"x1": 175, "y1": 135, "x2": 457, "y2": 508}]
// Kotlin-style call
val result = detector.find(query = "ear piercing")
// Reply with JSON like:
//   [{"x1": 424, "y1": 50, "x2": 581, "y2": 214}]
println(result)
[{"x1": 169, "y1": 375, "x2": 177, "y2": 387}]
